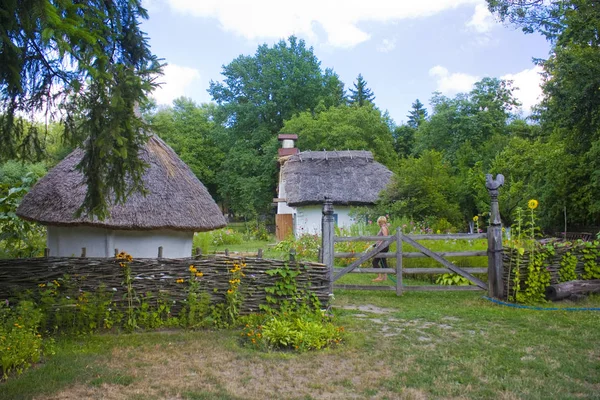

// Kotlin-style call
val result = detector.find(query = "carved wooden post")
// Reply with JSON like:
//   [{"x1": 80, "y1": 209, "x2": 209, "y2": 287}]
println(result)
[
  {"x1": 322, "y1": 197, "x2": 335, "y2": 295},
  {"x1": 486, "y1": 174, "x2": 505, "y2": 299}
]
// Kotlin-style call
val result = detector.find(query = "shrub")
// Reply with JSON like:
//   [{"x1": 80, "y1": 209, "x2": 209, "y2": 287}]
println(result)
[
  {"x1": 0, "y1": 300, "x2": 48, "y2": 380},
  {"x1": 210, "y1": 228, "x2": 244, "y2": 247}
]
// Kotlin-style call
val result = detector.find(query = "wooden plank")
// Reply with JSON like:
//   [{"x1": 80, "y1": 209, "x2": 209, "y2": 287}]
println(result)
[
  {"x1": 334, "y1": 235, "x2": 391, "y2": 243},
  {"x1": 276, "y1": 214, "x2": 293, "y2": 242},
  {"x1": 333, "y1": 284, "x2": 396, "y2": 291},
  {"x1": 403, "y1": 285, "x2": 484, "y2": 291},
  {"x1": 342, "y1": 268, "x2": 396, "y2": 274},
  {"x1": 343, "y1": 267, "x2": 487, "y2": 274},
  {"x1": 333, "y1": 284, "x2": 484, "y2": 292},
  {"x1": 403, "y1": 267, "x2": 487, "y2": 274},
  {"x1": 334, "y1": 250, "x2": 487, "y2": 259},
  {"x1": 333, "y1": 236, "x2": 395, "y2": 281},
  {"x1": 402, "y1": 235, "x2": 488, "y2": 290},
  {"x1": 396, "y1": 228, "x2": 403, "y2": 296},
  {"x1": 407, "y1": 233, "x2": 487, "y2": 240}
]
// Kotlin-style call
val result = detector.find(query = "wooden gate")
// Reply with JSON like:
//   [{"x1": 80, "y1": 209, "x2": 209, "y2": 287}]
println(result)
[
  {"x1": 320, "y1": 174, "x2": 505, "y2": 298},
  {"x1": 276, "y1": 214, "x2": 293, "y2": 241},
  {"x1": 331, "y1": 231, "x2": 488, "y2": 295}
]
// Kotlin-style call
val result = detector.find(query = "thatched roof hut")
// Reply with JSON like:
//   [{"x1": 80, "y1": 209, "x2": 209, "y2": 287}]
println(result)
[
  {"x1": 281, "y1": 150, "x2": 392, "y2": 207},
  {"x1": 17, "y1": 135, "x2": 226, "y2": 258}
]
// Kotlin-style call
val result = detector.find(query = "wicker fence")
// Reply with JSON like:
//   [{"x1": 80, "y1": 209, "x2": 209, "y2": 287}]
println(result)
[
  {"x1": 502, "y1": 242, "x2": 600, "y2": 300},
  {"x1": 0, "y1": 256, "x2": 330, "y2": 313}
]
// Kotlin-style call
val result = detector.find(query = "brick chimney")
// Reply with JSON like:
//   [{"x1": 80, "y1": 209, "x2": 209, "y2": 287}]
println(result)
[{"x1": 277, "y1": 134, "x2": 299, "y2": 157}]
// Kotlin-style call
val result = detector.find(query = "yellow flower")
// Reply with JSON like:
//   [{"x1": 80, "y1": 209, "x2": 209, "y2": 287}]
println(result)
[
  {"x1": 189, "y1": 265, "x2": 197, "y2": 273},
  {"x1": 473, "y1": 216, "x2": 479, "y2": 222},
  {"x1": 176, "y1": 278, "x2": 185, "y2": 283},
  {"x1": 196, "y1": 272, "x2": 203, "y2": 277},
  {"x1": 53, "y1": 280, "x2": 60, "y2": 287},
  {"x1": 528, "y1": 199, "x2": 539, "y2": 210},
  {"x1": 38, "y1": 283, "x2": 46, "y2": 288},
  {"x1": 227, "y1": 289, "x2": 234, "y2": 294}
]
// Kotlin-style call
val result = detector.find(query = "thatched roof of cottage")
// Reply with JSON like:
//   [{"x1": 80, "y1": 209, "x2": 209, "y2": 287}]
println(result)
[
  {"x1": 281, "y1": 150, "x2": 393, "y2": 206},
  {"x1": 17, "y1": 135, "x2": 226, "y2": 232}
]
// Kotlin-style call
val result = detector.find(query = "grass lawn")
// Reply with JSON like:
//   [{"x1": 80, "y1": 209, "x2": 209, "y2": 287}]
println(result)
[{"x1": 3, "y1": 291, "x2": 599, "y2": 399}]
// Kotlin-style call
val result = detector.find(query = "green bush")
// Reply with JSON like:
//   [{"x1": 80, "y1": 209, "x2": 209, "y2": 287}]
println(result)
[
  {"x1": 0, "y1": 300, "x2": 49, "y2": 379},
  {"x1": 241, "y1": 308, "x2": 343, "y2": 352},
  {"x1": 210, "y1": 228, "x2": 244, "y2": 246}
]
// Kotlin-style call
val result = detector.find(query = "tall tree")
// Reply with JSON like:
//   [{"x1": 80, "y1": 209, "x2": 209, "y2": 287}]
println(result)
[
  {"x1": 488, "y1": 0, "x2": 600, "y2": 226},
  {"x1": 208, "y1": 36, "x2": 343, "y2": 216},
  {"x1": 147, "y1": 98, "x2": 224, "y2": 201},
  {"x1": 407, "y1": 99, "x2": 428, "y2": 129},
  {"x1": 281, "y1": 104, "x2": 398, "y2": 169},
  {"x1": 348, "y1": 74, "x2": 375, "y2": 107},
  {"x1": 0, "y1": 0, "x2": 162, "y2": 218}
]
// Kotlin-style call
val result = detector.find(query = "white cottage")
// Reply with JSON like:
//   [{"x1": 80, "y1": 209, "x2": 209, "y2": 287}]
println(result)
[
  {"x1": 275, "y1": 146, "x2": 392, "y2": 240},
  {"x1": 17, "y1": 135, "x2": 226, "y2": 258}
]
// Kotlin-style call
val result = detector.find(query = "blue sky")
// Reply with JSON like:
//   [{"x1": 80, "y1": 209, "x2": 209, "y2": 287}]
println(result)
[{"x1": 141, "y1": 0, "x2": 550, "y2": 125}]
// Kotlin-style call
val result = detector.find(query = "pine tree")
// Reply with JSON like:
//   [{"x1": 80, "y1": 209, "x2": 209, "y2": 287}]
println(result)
[
  {"x1": 348, "y1": 74, "x2": 375, "y2": 106},
  {"x1": 407, "y1": 99, "x2": 428, "y2": 129}
]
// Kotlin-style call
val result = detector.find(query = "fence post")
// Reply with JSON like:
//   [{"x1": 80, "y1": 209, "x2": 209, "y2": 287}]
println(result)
[
  {"x1": 486, "y1": 174, "x2": 505, "y2": 299},
  {"x1": 44, "y1": 248, "x2": 50, "y2": 257},
  {"x1": 257, "y1": 248, "x2": 263, "y2": 259},
  {"x1": 195, "y1": 247, "x2": 202, "y2": 258},
  {"x1": 322, "y1": 197, "x2": 335, "y2": 295},
  {"x1": 81, "y1": 247, "x2": 86, "y2": 258},
  {"x1": 158, "y1": 246, "x2": 163, "y2": 259},
  {"x1": 395, "y1": 228, "x2": 403, "y2": 296},
  {"x1": 289, "y1": 248, "x2": 296, "y2": 263}
]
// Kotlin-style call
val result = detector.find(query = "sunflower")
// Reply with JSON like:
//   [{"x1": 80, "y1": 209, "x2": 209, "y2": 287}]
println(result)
[{"x1": 528, "y1": 199, "x2": 539, "y2": 210}]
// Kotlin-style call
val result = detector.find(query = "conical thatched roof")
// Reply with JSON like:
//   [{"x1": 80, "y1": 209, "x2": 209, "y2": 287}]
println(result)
[
  {"x1": 17, "y1": 135, "x2": 226, "y2": 232},
  {"x1": 281, "y1": 150, "x2": 392, "y2": 206}
]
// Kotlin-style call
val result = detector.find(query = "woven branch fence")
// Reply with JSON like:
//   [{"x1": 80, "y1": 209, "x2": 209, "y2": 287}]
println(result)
[
  {"x1": 0, "y1": 256, "x2": 330, "y2": 314},
  {"x1": 502, "y1": 243, "x2": 600, "y2": 300}
]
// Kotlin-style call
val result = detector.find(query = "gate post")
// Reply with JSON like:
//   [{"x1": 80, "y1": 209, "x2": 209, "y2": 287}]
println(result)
[
  {"x1": 486, "y1": 174, "x2": 505, "y2": 299},
  {"x1": 322, "y1": 197, "x2": 335, "y2": 295}
]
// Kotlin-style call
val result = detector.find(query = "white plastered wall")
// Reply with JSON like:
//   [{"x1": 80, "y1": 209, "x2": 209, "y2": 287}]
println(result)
[
  {"x1": 294, "y1": 205, "x2": 355, "y2": 237},
  {"x1": 47, "y1": 226, "x2": 193, "y2": 258}
]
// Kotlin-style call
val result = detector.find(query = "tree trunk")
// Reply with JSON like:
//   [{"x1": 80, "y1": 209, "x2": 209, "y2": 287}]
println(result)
[{"x1": 545, "y1": 280, "x2": 600, "y2": 301}]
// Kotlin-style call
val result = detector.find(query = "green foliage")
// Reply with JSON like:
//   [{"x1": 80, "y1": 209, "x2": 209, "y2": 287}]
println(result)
[
  {"x1": 407, "y1": 99, "x2": 428, "y2": 129},
  {"x1": 281, "y1": 103, "x2": 398, "y2": 169},
  {"x1": 348, "y1": 73, "x2": 375, "y2": 107},
  {"x1": 208, "y1": 36, "x2": 344, "y2": 216},
  {"x1": 435, "y1": 273, "x2": 472, "y2": 286},
  {"x1": 147, "y1": 98, "x2": 224, "y2": 201},
  {"x1": 379, "y1": 150, "x2": 463, "y2": 228},
  {"x1": 581, "y1": 242, "x2": 600, "y2": 280},
  {"x1": 0, "y1": 0, "x2": 162, "y2": 218},
  {"x1": 243, "y1": 263, "x2": 342, "y2": 352},
  {"x1": 273, "y1": 234, "x2": 321, "y2": 261},
  {"x1": 210, "y1": 228, "x2": 244, "y2": 247},
  {"x1": 0, "y1": 173, "x2": 46, "y2": 258},
  {"x1": 0, "y1": 300, "x2": 48, "y2": 380},
  {"x1": 180, "y1": 266, "x2": 211, "y2": 329},
  {"x1": 559, "y1": 252, "x2": 578, "y2": 282}
]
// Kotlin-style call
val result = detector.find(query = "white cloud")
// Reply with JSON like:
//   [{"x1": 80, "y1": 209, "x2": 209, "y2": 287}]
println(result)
[
  {"x1": 429, "y1": 65, "x2": 480, "y2": 95},
  {"x1": 165, "y1": 0, "x2": 480, "y2": 48},
  {"x1": 377, "y1": 38, "x2": 397, "y2": 53},
  {"x1": 152, "y1": 64, "x2": 201, "y2": 105},
  {"x1": 466, "y1": 3, "x2": 495, "y2": 33},
  {"x1": 501, "y1": 65, "x2": 544, "y2": 113}
]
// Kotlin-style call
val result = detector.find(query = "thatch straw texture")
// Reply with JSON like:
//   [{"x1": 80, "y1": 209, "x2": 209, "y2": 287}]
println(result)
[
  {"x1": 17, "y1": 136, "x2": 226, "y2": 232},
  {"x1": 282, "y1": 150, "x2": 392, "y2": 206}
]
